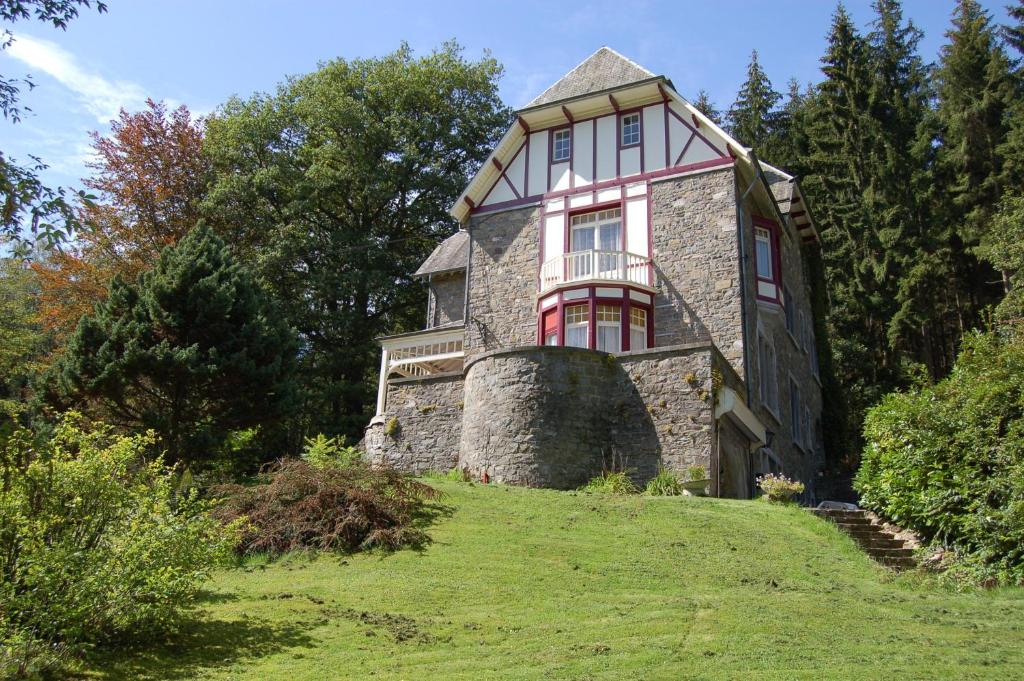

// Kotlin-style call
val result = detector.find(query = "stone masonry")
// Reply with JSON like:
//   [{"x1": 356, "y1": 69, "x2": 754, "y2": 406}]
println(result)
[
  {"x1": 427, "y1": 271, "x2": 465, "y2": 327},
  {"x1": 364, "y1": 372, "x2": 464, "y2": 474}
]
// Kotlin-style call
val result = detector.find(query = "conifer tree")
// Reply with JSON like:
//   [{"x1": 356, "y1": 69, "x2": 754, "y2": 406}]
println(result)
[
  {"x1": 727, "y1": 50, "x2": 782, "y2": 151},
  {"x1": 54, "y1": 223, "x2": 298, "y2": 465},
  {"x1": 692, "y1": 90, "x2": 721, "y2": 124},
  {"x1": 1004, "y1": 0, "x2": 1024, "y2": 55}
]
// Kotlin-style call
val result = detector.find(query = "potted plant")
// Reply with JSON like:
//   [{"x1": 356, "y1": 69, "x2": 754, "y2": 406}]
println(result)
[
  {"x1": 681, "y1": 464, "x2": 710, "y2": 496},
  {"x1": 756, "y1": 473, "x2": 805, "y2": 503}
]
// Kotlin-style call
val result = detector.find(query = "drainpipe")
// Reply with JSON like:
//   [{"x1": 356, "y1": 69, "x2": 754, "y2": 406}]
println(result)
[
  {"x1": 735, "y1": 162, "x2": 759, "y2": 405},
  {"x1": 463, "y1": 225, "x2": 472, "y2": 328}
]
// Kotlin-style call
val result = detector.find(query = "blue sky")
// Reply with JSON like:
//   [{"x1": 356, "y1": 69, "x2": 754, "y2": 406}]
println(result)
[{"x1": 0, "y1": 0, "x2": 1015, "y2": 194}]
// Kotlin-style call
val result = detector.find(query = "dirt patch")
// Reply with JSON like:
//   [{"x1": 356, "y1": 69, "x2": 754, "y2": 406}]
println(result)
[{"x1": 338, "y1": 608, "x2": 435, "y2": 644}]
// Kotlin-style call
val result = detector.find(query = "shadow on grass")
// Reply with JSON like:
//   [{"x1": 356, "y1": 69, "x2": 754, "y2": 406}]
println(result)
[{"x1": 84, "y1": 611, "x2": 316, "y2": 680}]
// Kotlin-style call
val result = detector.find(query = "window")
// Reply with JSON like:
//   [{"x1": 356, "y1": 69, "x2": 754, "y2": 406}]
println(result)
[
  {"x1": 784, "y1": 286, "x2": 795, "y2": 336},
  {"x1": 629, "y1": 307, "x2": 648, "y2": 352},
  {"x1": 571, "y1": 208, "x2": 622, "y2": 279},
  {"x1": 803, "y1": 406, "x2": 812, "y2": 451},
  {"x1": 542, "y1": 308, "x2": 558, "y2": 346},
  {"x1": 758, "y1": 332, "x2": 779, "y2": 416},
  {"x1": 621, "y1": 113, "x2": 640, "y2": 147},
  {"x1": 552, "y1": 129, "x2": 571, "y2": 163},
  {"x1": 790, "y1": 378, "x2": 803, "y2": 447},
  {"x1": 754, "y1": 218, "x2": 781, "y2": 303},
  {"x1": 596, "y1": 305, "x2": 621, "y2": 353},
  {"x1": 565, "y1": 304, "x2": 589, "y2": 348},
  {"x1": 755, "y1": 227, "x2": 773, "y2": 280}
]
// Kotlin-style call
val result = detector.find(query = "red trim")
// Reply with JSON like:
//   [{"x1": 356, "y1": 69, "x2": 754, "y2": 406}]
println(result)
[
  {"x1": 470, "y1": 156, "x2": 734, "y2": 216},
  {"x1": 517, "y1": 116, "x2": 530, "y2": 134},
  {"x1": 464, "y1": 196, "x2": 475, "y2": 209},
  {"x1": 691, "y1": 112, "x2": 701, "y2": 128},
  {"x1": 753, "y1": 215, "x2": 783, "y2": 304},
  {"x1": 524, "y1": 131, "x2": 531, "y2": 196},
  {"x1": 675, "y1": 131, "x2": 696, "y2": 167},
  {"x1": 657, "y1": 83, "x2": 670, "y2": 103},
  {"x1": 561, "y1": 105, "x2": 574, "y2": 124},
  {"x1": 608, "y1": 94, "x2": 620, "y2": 113},
  {"x1": 535, "y1": 285, "x2": 655, "y2": 352},
  {"x1": 666, "y1": 105, "x2": 726, "y2": 157},
  {"x1": 621, "y1": 185, "x2": 628, "y2": 253},
  {"x1": 546, "y1": 130, "x2": 552, "y2": 191},
  {"x1": 662, "y1": 102, "x2": 670, "y2": 168},
  {"x1": 491, "y1": 157, "x2": 503, "y2": 172}
]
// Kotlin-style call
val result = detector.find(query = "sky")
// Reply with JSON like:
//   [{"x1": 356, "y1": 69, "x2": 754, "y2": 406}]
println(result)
[{"x1": 0, "y1": 0, "x2": 1016, "y2": 195}]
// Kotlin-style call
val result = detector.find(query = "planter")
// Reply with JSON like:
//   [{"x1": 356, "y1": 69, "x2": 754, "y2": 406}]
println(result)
[{"x1": 682, "y1": 478, "x2": 710, "y2": 497}]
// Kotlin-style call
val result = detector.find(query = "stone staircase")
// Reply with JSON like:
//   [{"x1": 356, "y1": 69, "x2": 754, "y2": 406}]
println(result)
[{"x1": 812, "y1": 508, "x2": 917, "y2": 570}]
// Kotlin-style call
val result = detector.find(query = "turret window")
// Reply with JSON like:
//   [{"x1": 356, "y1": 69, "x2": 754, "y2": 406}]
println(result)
[
  {"x1": 621, "y1": 113, "x2": 640, "y2": 147},
  {"x1": 596, "y1": 305, "x2": 621, "y2": 353},
  {"x1": 629, "y1": 307, "x2": 648, "y2": 351},
  {"x1": 552, "y1": 129, "x2": 571, "y2": 162},
  {"x1": 565, "y1": 304, "x2": 589, "y2": 348}
]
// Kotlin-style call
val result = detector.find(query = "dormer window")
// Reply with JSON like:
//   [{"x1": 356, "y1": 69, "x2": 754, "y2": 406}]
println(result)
[
  {"x1": 552, "y1": 129, "x2": 571, "y2": 162},
  {"x1": 620, "y1": 113, "x2": 640, "y2": 147}
]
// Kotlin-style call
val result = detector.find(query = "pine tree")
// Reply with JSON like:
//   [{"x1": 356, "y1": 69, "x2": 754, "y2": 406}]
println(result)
[
  {"x1": 727, "y1": 50, "x2": 782, "y2": 151},
  {"x1": 1004, "y1": 0, "x2": 1024, "y2": 55},
  {"x1": 55, "y1": 223, "x2": 298, "y2": 465},
  {"x1": 692, "y1": 90, "x2": 721, "y2": 124}
]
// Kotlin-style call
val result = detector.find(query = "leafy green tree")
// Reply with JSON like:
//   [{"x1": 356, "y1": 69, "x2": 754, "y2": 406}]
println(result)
[
  {"x1": 727, "y1": 50, "x2": 782, "y2": 152},
  {"x1": 203, "y1": 42, "x2": 510, "y2": 441},
  {"x1": 53, "y1": 223, "x2": 297, "y2": 465},
  {"x1": 978, "y1": 192, "x2": 1024, "y2": 319},
  {"x1": 1, "y1": 0, "x2": 106, "y2": 250},
  {"x1": 0, "y1": 251, "x2": 46, "y2": 401}
]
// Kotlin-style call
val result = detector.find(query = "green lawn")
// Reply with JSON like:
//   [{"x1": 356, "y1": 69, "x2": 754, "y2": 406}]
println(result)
[{"x1": 85, "y1": 481, "x2": 1024, "y2": 680}]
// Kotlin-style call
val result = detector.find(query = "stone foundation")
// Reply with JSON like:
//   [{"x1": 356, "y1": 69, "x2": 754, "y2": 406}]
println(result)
[{"x1": 363, "y1": 372, "x2": 463, "y2": 474}]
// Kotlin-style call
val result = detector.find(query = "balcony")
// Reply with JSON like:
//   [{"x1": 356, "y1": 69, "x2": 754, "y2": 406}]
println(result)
[
  {"x1": 539, "y1": 249, "x2": 653, "y2": 293},
  {"x1": 375, "y1": 324, "x2": 464, "y2": 414}
]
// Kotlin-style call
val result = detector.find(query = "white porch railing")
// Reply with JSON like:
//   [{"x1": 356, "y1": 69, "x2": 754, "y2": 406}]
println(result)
[
  {"x1": 376, "y1": 326, "x2": 464, "y2": 414},
  {"x1": 539, "y1": 249, "x2": 652, "y2": 292}
]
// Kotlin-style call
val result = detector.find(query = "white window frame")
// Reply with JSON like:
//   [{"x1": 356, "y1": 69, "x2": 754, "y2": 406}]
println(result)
[
  {"x1": 595, "y1": 304, "x2": 621, "y2": 353},
  {"x1": 755, "y1": 227, "x2": 773, "y2": 281},
  {"x1": 552, "y1": 129, "x2": 571, "y2": 163},
  {"x1": 565, "y1": 304, "x2": 589, "y2": 349},
  {"x1": 570, "y1": 208, "x2": 622, "y2": 252},
  {"x1": 620, "y1": 112, "x2": 640, "y2": 147},
  {"x1": 629, "y1": 306, "x2": 647, "y2": 352}
]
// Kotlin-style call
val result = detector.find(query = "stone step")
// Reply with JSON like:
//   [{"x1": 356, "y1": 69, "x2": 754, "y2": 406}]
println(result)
[
  {"x1": 866, "y1": 547, "x2": 915, "y2": 559},
  {"x1": 878, "y1": 556, "x2": 917, "y2": 570},
  {"x1": 842, "y1": 528, "x2": 895, "y2": 539},
  {"x1": 813, "y1": 509, "x2": 868, "y2": 519},
  {"x1": 851, "y1": 536, "x2": 906, "y2": 550},
  {"x1": 834, "y1": 519, "x2": 875, "y2": 529}
]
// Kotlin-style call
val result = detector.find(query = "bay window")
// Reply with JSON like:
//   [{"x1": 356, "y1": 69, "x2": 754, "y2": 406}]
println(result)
[
  {"x1": 596, "y1": 305, "x2": 621, "y2": 353},
  {"x1": 565, "y1": 304, "x2": 589, "y2": 348},
  {"x1": 629, "y1": 307, "x2": 648, "y2": 351}
]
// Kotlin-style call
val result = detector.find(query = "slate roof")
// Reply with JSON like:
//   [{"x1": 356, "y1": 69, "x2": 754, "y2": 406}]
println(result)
[
  {"x1": 760, "y1": 164, "x2": 794, "y2": 214},
  {"x1": 414, "y1": 230, "x2": 469, "y2": 277},
  {"x1": 524, "y1": 47, "x2": 656, "y2": 109}
]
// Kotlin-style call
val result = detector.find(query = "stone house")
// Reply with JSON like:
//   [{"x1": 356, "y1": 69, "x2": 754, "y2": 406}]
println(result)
[{"x1": 364, "y1": 47, "x2": 825, "y2": 498}]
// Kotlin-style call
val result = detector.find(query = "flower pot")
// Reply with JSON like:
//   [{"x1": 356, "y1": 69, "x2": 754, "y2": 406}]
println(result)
[{"x1": 682, "y1": 478, "x2": 710, "y2": 497}]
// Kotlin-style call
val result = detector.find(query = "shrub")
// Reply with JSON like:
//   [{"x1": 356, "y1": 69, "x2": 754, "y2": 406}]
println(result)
[
  {"x1": 644, "y1": 468, "x2": 683, "y2": 496},
  {"x1": 687, "y1": 464, "x2": 707, "y2": 481},
  {"x1": 300, "y1": 433, "x2": 362, "y2": 469},
  {"x1": 757, "y1": 473, "x2": 805, "y2": 502},
  {"x1": 856, "y1": 330, "x2": 1024, "y2": 584},
  {"x1": 0, "y1": 414, "x2": 240, "y2": 673},
  {"x1": 213, "y1": 458, "x2": 442, "y2": 556},
  {"x1": 581, "y1": 471, "x2": 639, "y2": 495}
]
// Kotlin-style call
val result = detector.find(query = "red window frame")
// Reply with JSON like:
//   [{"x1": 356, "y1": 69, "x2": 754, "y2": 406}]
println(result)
[
  {"x1": 536, "y1": 285, "x2": 654, "y2": 353},
  {"x1": 753, "y1": 215, "x2": 782, "y2": 304}
]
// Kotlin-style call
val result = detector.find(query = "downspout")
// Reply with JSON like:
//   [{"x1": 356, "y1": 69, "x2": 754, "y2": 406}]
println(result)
[
  {"x1": 735, "y1": 160, "x2": 760, "y2": 501},
  {"x1": 463, "y1": 225, "x2": 472, "y2": 340}
]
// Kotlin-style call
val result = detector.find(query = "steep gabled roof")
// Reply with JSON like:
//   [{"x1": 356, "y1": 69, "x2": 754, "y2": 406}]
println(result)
[
  {"x1": 524, "y1": 47, "x2": 656, "y2": 108},
  {"x1": 414, "y1": 230, "x2": 469, "y2": 277}
]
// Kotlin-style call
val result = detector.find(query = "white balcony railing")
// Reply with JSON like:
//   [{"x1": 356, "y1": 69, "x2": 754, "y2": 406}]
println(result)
[
  {"x1": 376, "y1": 326, "x2": 464, "y2": 414},
  {"x1": 539, "y1": 249, "x2": 652, "y2": 292}
]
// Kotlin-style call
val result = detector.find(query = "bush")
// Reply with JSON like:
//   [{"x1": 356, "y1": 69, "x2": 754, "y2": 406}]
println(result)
[
  {"x1": 581, "y1": 471, "x2": 638, "y2": 495},
  {"x1": 0, "y1": 414, "x2": 239, "y2": 674},
  {"x1": 856, "y1": 330, "x2": 1024, "y2": 585},
  {"x1": 213, "y1": 458, "x2": 442, "y2": 556},
  {"x1": 300, "y1": 433, "x2": 362, "y2": 469},
  {"x1": 644, "y1": 468, "x2": 683, "y2": 496},
  {"x1": 757, "y1": 473, "x2": 805, "y2": 502}
]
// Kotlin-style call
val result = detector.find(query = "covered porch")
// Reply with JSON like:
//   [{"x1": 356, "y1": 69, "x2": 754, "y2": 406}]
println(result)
[{"x1": 375, "y1": 324, "x2": 465, "y2": 415}]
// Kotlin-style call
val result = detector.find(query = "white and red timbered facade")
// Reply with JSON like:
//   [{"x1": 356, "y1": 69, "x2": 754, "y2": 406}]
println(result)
[{"x1": 367, "y1": 48, "x2": 825, "y2": 499}]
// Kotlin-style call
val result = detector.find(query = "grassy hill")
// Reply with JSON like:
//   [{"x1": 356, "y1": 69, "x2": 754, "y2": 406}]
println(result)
[{"x1": 85, "y1": 481, "x2": 1024, "y2": 680}]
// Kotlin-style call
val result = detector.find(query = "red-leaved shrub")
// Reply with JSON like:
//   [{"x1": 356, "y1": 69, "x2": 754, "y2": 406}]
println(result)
[{"x1": 212, "y1": 459, "x2": 441, "y2": 555}]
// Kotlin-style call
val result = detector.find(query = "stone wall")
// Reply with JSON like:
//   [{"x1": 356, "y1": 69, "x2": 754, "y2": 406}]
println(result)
[
  {"x1": 459, "y1": 344, "x2": 718, "y2": 489},
  {"x1": 364, "y1": 372, "x2": 463, "y2": 474},
  {"x1": 427, "y1": 271, "x2": 465, "y2": 327},
  {"x1": 649, "y1": 167, "x2": 746, "y2": 379},
  {"x1": 465, "y1": 205, "x2": 541, "y2": 357}
]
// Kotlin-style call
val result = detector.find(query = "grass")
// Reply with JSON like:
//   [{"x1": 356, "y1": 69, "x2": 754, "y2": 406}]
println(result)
[{"x1": 82, "y1": 481, "x2": 1024, "y2": 680}]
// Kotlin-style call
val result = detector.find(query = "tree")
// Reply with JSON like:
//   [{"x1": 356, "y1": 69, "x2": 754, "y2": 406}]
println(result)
[
  {"x1": 1004, "y1": 0, "x2": 1024, "y2": 55},
  {"x1": 203, "y1": 42, "x2": 510, "y2": 442},
  {"x1": 0, "y1": 250, "x2": 47, "y2": 401},
  {"x1": 1, "y1": 0, "x2": 106, "y2": 250},
  {"x1": 32, "y1": 100, "x2": 210, "y2": 344},
  {"x1": 692, "y1": 89, "x2": 720, "y2": 124},
  {"x1": 727, "y1": 50, "x2": 782, "y2": 152},
  {"x1": 978, "y1": 192, "x2": 1024, "y2": 320},
  {"x1": 53, "y1": 223, "x2": 297, "y2": 465}
]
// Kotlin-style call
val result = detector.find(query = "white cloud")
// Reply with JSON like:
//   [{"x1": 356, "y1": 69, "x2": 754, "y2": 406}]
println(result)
[{"x1": 6, "y1": 33, "x2": 148, "y2": 123}]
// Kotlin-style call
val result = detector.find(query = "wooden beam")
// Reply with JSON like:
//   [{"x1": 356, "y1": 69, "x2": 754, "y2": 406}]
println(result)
[
  {"x1": 561, "y1": 105, "x2": 574, "y2": 124},
  {"x1": 464, "y1": 196, "x2": 476, "y2": 209},
  {"x1": 491, "y1": 157, "x2": 503, "y2": 172},
  {"x1": 691, "y1": 113, "x2": 701, "y2": 128},
  {"x1": 656, "y1": 83, "x2": 670, "y2": 103},
  {"x1": 608, "y1": 94, "x2": 621, "y2": 113},
  {"x1": 790, "y1": 210, "x2": 806, "y2": 219},
  {"x1": 517, "y1": 116, "x2": 530, "y2": 134},
  {"x1": 790, "y1": 195, "x2": 802, "y2": 204}
]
